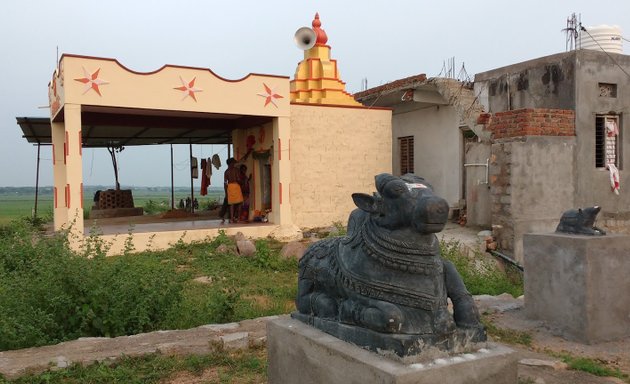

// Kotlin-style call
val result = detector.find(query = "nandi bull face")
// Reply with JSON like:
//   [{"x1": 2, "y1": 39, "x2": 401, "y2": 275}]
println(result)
[{"x1": 351, "y1": 173, "x2": 449, "y2": 233}]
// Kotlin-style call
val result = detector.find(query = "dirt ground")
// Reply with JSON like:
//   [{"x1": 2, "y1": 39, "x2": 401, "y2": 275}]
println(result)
[{"x1": 476, "y1": 294, "x2": 630, "y2": 384}]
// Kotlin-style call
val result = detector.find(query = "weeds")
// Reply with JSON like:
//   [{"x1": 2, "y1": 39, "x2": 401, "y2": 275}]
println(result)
[
  {"x1": 0, "y1": 348, "x2": 267, "y2": 384},
  {"x1": 482, "y1": 317, "x2": 532, "y2": 346},
  {"x1": 550, "y1": 352, "x2": 629, "y2": 381},
  {"x1": 440, "y1": 240, "x2": 523, "y2": 297}
]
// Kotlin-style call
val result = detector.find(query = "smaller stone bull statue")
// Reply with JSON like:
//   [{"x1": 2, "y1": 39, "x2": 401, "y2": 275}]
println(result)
[
  {"x1": 293, "y1": 174, "x2": 485, "y2": 355},
  {"x1": 556, "y1": 206, "x2": 606, "y2": 236}
]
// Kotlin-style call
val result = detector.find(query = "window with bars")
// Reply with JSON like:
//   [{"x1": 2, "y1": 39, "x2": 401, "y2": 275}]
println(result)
[
  {"x1": 399, "y1": 136, "x2": 414, "y2": 175},
  {"x1": 595, "y1": 115, "x2": 621, "y2": 168}
]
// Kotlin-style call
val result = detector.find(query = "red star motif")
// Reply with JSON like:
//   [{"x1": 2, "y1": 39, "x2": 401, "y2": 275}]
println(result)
[
  {"x1": 257, "y1": 83, "x2": 283, "y2": 107},
  {"x1": 174, "y1": 76, "x2": 202, "y2": 101},
  {"x1": 74, "y1": 67, "x2": 109, "y2": 96}
]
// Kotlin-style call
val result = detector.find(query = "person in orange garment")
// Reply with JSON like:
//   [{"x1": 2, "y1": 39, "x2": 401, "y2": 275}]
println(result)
[
  {"x1": 224, "y1": 158, "x2": 243, "y2": 223},
  {"x1": 239, "y1": 164, "x2": 252, "y2": 222}
]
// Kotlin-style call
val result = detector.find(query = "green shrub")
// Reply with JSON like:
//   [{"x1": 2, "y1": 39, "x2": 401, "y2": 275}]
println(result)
[
  {"x1": 0, "y1": 222, "x2": 187, "y2": 350},
  {"x1": 440, "y1": 240, "x2": 523, "y2": 297},
  {"x1": 0, "y1": 222, "x2": 298, "y2": 352},
  {"x1": 142, "y1": 199, "x2": 170, "y2": 215}
]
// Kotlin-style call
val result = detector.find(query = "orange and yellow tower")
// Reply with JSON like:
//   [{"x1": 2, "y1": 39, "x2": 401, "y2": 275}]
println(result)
[{"x1": 290, "y1": 13, "x2": 360, "y2": 106}]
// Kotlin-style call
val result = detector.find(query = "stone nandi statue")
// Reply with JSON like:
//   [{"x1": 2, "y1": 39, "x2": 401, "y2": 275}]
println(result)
[{"x1": 293, "y1": 173, "x2": 486, "y2": 356}]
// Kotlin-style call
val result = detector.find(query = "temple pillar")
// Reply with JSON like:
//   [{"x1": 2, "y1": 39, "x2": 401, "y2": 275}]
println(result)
[
  {"x1": 51, "y1": 104, "x2": 84, "y2": 234},
  {"x1": 271, "y1": 116, "x2": 292, "y2": 226},
  {"x1": 51, "y1": 120, "x2": 68, "y2": 230}
]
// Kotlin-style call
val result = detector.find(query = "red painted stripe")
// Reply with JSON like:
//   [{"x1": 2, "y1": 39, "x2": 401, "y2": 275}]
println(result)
[
  {"x1": 278, "y1": 138, "x2": 282, "y2": 161},
  {"x1": 251, "y1": 167, "x2": 256, "y2": 211},
  {"x1": 78, "y1": 131, "x2": 82, "y2": 156},
  {"x1": 52, "y1": 144, "x2": 56, "y2": 165},
  {"x1": 279, "y1": 182, "x2": 283, "y2": 205},
  {"x1": 54, "y1": 187, "x2": 57, "y2": 208},
  {"x1": 64, "y1": 132, "x2": 68, "y2": 164},
  {"x1": 66, "y1": 184, "x2": 71, "y2": 208},
  {"x1": 288, "y1": 139, "x2": 291, "y2": 161}
]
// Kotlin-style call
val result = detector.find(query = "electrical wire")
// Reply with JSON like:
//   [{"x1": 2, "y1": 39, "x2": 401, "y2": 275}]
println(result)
[{"x1": 581, "y1": 27, "x2": 630, "y2": 80}]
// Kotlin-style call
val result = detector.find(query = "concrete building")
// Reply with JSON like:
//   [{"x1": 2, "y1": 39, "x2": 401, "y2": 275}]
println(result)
[
  {"x1": 356, "y1": 48, "x2": 630, "y2": 263},
  {"x1": 475, "y1": 49, "x2": 630, "y2": 262},
  {"x1": 17, "y1": 13, "x2": 392, "y2": 253},
  {"x1": 354, "y1": 76, "x2": 487, "y2": 221}
]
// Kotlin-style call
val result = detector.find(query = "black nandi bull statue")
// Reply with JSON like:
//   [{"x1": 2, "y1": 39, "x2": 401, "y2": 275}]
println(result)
[{"x1": 293, "y1": 173, "x2": 486, "y2": 356}]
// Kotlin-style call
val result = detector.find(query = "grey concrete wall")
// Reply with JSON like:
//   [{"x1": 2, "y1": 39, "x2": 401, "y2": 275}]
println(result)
[
  {"x1": 524, "y1": 233, "x2": 630, "y2": 343},
  {"x1": 476, "y1": 49, "x2": 630, "y2": 230},
  {"x1": 491, "y1": 137, "x2": 576, "y2": 262},
  {"x1": 392, "y1": 105, "x2": 462, "y2": 208},
  {"x1": 475, "y1": 52, "x2": 576, "y2": 113},
  {"x1": 573, "y1": 50, "x2": 630, "y2": 219},
  {"x1": 465, "y1": 142, "x2": 491, "y2": 227}
]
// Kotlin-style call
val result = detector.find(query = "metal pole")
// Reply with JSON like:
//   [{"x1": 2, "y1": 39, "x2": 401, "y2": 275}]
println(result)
[
  {"x1": 189, "y1": 142, "x2": 194, "y2": 214},
  {"x1": 34, "y1": 143, "x2": 41, "y2": 218},
  {"x1": 170, "y1": 144, "x2": 174, "y2": 210}
]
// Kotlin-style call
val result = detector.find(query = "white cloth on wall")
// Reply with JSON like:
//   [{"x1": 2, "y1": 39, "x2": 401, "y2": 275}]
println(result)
[{"x1": 607, "y1": 164, "x2": 620, "y2": 195}]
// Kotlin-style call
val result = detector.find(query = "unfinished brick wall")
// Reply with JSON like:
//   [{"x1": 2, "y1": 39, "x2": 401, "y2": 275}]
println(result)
[
  {"x1": 486, "y1": 108, "x2": 575, "y2": 139},
  {"x1": 489, "y1": 142, "x2": 514, "y2": 252},
  {"x1": 486, "y1": 108, "x2": 576, "y2": 261}
]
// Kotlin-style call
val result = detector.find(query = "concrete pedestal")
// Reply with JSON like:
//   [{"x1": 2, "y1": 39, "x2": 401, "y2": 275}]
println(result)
[
  {"x1": 267, "y1": 317, "x2": 517, "y2": 384},
  {"x1": 524, "y1": 233, "x2": 630, "y2": 344}
]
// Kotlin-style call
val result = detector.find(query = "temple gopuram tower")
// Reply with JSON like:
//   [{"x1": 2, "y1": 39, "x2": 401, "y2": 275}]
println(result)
[{"x1": 290, "y1": 13, "x2": 360, "y2": 106}]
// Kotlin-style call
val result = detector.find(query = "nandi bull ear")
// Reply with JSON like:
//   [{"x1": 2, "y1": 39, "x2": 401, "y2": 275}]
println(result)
[{"x1": 352, "y1": 193, "x2": 379, "y2": 213}]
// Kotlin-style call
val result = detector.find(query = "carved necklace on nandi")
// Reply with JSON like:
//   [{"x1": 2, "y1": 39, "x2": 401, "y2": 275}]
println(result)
[{"x1": 336, "y1": 215, "x2": 445, "y2": 312}]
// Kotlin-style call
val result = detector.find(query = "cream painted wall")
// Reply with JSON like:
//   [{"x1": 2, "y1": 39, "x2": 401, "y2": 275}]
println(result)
[
  {"x1": 289, "y1": 104, "x2": 392, "y2": 228},
  {"x1": 56, "y1": 55, "x2": 290, "y2": 120},
  {"x1": 392, "y1": 105, "x2": 462, "y2": 208}
]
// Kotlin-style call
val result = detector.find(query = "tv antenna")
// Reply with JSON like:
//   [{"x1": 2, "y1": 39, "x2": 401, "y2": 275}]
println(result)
[{"x1": 562, "y1": 13, "x2": 580, "y2": 51}]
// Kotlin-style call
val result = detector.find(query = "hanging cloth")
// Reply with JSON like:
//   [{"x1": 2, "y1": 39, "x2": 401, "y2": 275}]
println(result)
[
  {"x1": 191, "y1": 157, "x2": 198, "y2": 179},
  {"x1": 200, "y1": 159, "x2": 209, "y2": 196},
  {"x1": 206, "y1": 157, "x2": 213, "y2": 179},
  {"x1": 211, "y1": 154, "x2": 221, "y2": 170},
  {"x1": 607, "y1": 164, "x2": 620, "y2": 195}
]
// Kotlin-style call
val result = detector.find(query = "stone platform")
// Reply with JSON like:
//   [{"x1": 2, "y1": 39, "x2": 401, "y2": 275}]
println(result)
[
  {"x1": 524, "y1": 233, "x2": 630, "y2": 344},
  {"x1": 268, "y1": 316, "x2": 517, "y2": 384}
]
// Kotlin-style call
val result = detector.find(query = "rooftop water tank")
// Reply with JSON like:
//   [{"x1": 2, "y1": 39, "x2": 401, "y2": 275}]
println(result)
[{"x1": 579, "y1": 24, "x2": 623, "y2": 54}]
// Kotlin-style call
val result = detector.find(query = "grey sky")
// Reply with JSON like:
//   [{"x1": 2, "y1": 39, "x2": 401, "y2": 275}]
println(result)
[{"x1": 1, "y1": 0, "x2": 628, "y2": 187}]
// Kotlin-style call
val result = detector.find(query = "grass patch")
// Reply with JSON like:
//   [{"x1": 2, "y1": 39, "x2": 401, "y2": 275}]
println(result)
[
  {"x1": 552, "y1": 352, "x2": 629, "y2": 381},
  {"x1": 440, "y1": 240, "x2": 523, "y2": 297},
  {"x1": 0, "y1": 348, "x2": 267, "y2": 383},
  {"x1": 481, "y1": 316, "x2": 532, "y2": 346}
]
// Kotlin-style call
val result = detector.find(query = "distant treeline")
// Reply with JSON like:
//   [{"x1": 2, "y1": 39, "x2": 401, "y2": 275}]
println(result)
[{"x1": 0, "y1": 186, "x2": 223, "y2": 196}]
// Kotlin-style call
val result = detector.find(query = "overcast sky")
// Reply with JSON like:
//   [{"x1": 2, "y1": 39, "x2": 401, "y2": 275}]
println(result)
[{"x1": 1, "y1": 0, "x2": 628, "y2": 187}]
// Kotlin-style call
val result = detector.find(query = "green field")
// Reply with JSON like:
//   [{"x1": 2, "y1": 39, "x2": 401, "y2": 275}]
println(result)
[{"x1": 0, "y1": 186, "x2": 224, "y2": 225}]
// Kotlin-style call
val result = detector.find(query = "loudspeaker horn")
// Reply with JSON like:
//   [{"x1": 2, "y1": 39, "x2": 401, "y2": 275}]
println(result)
[{"x1": 294, "y1": 27, "x2": 317, "y2": 50}]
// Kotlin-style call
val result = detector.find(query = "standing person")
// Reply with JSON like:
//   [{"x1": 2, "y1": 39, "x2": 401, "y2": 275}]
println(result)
[
  {"x1": 224, "y1": 158, "x2": 243, "y2": 223},
  {"x1": 239, "y1": 164, "x2": 251, "y2": 222}
]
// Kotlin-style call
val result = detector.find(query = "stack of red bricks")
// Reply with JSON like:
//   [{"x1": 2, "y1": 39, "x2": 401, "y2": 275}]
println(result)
[{"x1": 484, "y1": 108, "x2": 575, "y2": 139}]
